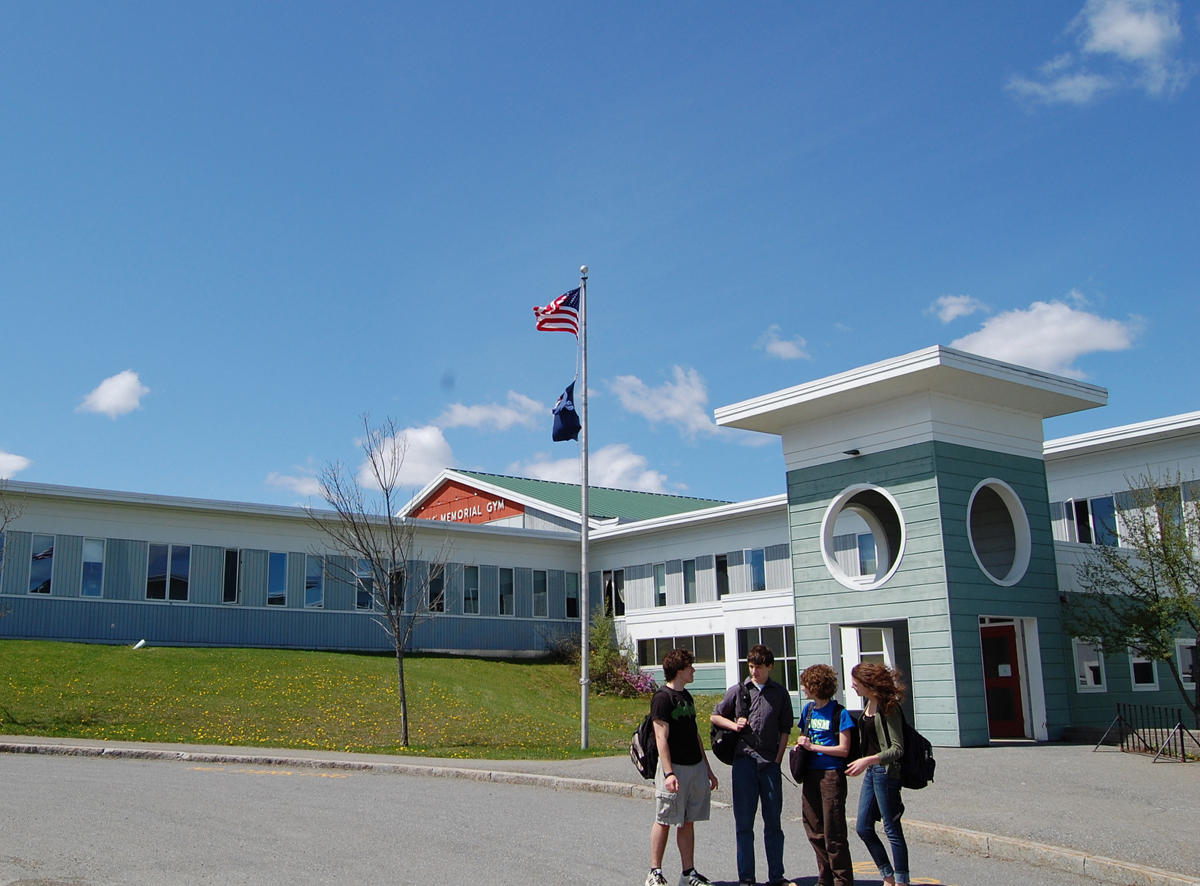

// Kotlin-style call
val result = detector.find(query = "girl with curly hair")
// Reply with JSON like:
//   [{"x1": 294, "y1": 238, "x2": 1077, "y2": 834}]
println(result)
[{"x1": 846, "y1": 663, "x2": 909, "y2": 886}]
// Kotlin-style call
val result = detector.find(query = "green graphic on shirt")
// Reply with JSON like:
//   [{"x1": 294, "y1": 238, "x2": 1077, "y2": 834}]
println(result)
[{"x1": 671, "y1": 699, "x2": 696, "y2": 721}]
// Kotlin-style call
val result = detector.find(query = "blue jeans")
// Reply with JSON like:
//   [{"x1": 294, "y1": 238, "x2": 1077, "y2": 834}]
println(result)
[
  {"x1": 731, "y1": 755, "x2": 785, "y2": 883},
  {"x1": 856, "y1": 765, "x2": 909, "y2": 884}
]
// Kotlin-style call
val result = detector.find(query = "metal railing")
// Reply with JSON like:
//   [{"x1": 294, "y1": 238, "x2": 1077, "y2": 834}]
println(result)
[{"x1": 1094, "y1": 703, "x2": 1200, "y2": 762}]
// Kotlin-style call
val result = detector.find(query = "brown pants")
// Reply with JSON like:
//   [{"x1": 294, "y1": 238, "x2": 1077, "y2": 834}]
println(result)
[{"x1": 801, "y1": 767, "x2": 853, "y2": 886}]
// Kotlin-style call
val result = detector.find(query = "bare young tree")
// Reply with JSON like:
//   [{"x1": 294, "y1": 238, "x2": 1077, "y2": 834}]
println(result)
[
  {"x1": 1069, "y1": 472, "x2": 1200, "y2": 720},
  {"x1": 306, "y1": 416, "x2": 450, "y2": 747}
]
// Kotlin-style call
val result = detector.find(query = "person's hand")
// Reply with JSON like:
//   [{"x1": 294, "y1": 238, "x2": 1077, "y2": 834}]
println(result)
[
  {"x1": 708, "y1": 770, "x2": 719, "y2": 791},
  {"x1": 796, "y1": 735, "x2": 812, "y2": 751},
  {"x1": 846, "y1": 758, "x2": 869, "y2": 777},
  {"x1": 734, "y1": 716, "x2": 748, "y2": 732},
  {"x1": 664, "y1": 773, "x2": 679, "y2": 793}
]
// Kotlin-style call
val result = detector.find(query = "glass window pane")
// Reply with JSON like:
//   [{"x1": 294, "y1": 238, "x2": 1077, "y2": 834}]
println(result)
[
  {"x1": 654, "y1": 563, "x2": 666, "y2": 607},
  {"x1": 784, "y1": 658, "x2": 798, "y2": 692},
  {"x1": 30, "y1": 534, "x2": 55, "y2": 594},
  {"x1": 694, "y1": 634, "x2": 715, "y2": 664},
  {"x1": 169, "y1": 546, "x2": 190, "y2": 601},
  {"x1": 1091, "y1": 496, "x2": 1119, "y2": 546},
  {"x1": 655, "y1": 637, "x2": 673, "y2": 664},
  {"x1": 677, "y1": 635, "x2": 694, "y2": 655},
  {"x1": 305, "y1": 555, "x2": 324, "y2": 608},
  {"x1": 532, "y1": 570, "x2": 547, "y2": 617},
  {"x1": 715, "y1": 634, "x2": 725, "y2": 663},
  {"x1": 146, "y1": 543, "x2": 168, "y2": 600},
  {"x1": 761, "y1": 626, "x2": 784, "y2": 656},
  {"x1": 859, "y1": 627, "x2": 884, "y2": 654},
  {"x1": 748, "y1": 548, "x2": 766, "y2": 591},
  {"x1": 564, "y1": 572, "x2": 578, "y2": 619},
  {"x1": 81, "y1": 538, "x2": 104, "y2": 598},
  {"x1": 357, "y1": 559, "x2": 375, "y2": 610},
  {"x1": 464, "y1": 565, "x2": 480, "y2": 614},
  {"x1": 715, "y1": 554, "x2": 729, "y2": 598},
  {"x1": 223, "y1": 549, "x2": 240, "y2": 603},
  {"x1": 429, "y1": 569, "x2": 445, "y2": 612},
  {"x1": 638, "y1": 639, "x2": 652, "y2": 666},
  {"x1": 683, "y1": 560, "x2": 696, "y2": 604},
  {"x1": 785, "y1": 625, "x2": 795, "y2": 651},
  {"x1": 738, "y1": 628, "x2": 753, "y2": 660},
  {"x1": 499, "y1": 568, "x2": 514, "y2": 615},
  {"x1": 268, "y1": 552, "x2": 287, "y2": 605}
]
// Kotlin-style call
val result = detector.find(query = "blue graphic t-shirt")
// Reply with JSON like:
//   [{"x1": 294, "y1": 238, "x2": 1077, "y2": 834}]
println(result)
[{"x1": 803, "y1": 700, "x2": 854, "y2": 770}]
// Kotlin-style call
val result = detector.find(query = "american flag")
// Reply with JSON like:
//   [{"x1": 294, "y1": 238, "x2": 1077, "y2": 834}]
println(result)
[{"x1": 533, "y1": 287, "x2": 580, "y2": 336}]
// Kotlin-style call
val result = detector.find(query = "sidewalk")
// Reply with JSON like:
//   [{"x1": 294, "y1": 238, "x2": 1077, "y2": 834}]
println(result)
[{"x1": 3, "y1": 736, "x2": 1197, "y2": 884}]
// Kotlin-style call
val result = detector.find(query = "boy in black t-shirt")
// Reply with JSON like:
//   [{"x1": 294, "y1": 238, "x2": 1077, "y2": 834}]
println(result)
[{"x1": 647, "y1": 648, "x2": 719, "y2": 886}]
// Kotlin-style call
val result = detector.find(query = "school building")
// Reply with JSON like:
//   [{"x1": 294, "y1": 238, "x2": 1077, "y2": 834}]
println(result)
[{"x1": 1, "y1": 346, "x2": 1196, "y2": 746}]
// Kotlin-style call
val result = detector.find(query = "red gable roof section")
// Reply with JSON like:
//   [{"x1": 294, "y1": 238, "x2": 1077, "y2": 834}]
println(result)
[{"x1": 410, "y1": 478, "x2": 525, "y2": 525}]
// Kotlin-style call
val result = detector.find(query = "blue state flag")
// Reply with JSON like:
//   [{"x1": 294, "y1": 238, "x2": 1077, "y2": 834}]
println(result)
[{"x1": 552, "y1": 382, "x2": 581, "y2": 442}]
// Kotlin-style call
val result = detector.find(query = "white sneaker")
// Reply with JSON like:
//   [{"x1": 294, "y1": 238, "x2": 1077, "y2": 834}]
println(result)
[
  {"x1": 645, "y1": 870, "x2": 669, "y2": 886},
  {"x1": 679, "y1": 871, "x2": 712, "y2": 886}
]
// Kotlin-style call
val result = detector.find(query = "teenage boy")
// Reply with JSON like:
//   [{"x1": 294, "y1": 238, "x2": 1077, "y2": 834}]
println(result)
[
  {"x1": 711, "y1": 644, "x2": 794, "y2": 886},
  {"x1": 795, "y1": 663, "x2": 855, "y2": 886},
  {"x1": 647, "y1": 648, "x2": 719, "y2": 886}
]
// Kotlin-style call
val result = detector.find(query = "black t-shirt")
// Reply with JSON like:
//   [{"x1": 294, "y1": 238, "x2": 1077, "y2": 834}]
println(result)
[
  {"x1": 860, "y1": 712, "x2": 881, "y2": 758},
  {"x1": 650, "y1": 686, "x2": 703, "y2": 767}
]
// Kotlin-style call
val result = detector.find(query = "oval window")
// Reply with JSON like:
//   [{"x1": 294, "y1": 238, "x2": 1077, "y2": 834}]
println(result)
[
  {"x1": 820, "y1": 485, "x2": 906, "y2": 590},
  {"x1": 967, "y1": 479, "x2": 1031, "y2": 586}
]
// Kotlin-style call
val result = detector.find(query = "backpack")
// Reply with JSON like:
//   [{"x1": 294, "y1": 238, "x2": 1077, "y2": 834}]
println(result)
[
  {"x1": 630, "y1": 712, "x2": 659, "y2": 780},
  {"x1": 709, "y1": 682, "x2": 753, "y2": 765},
  {"x1": 881, "y1": 709, "x2": 936, "y2": 790}
]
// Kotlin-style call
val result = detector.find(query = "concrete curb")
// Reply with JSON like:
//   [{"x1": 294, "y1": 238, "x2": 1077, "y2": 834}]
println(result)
[{"x1": 3, "y1": 741, "x2": 1195, "y2": 886}]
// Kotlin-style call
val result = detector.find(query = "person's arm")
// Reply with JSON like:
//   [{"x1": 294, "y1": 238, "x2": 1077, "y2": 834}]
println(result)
[
  {"x1": 876, "y1": 709, "x2": 905, "y2": 768},
  {"x1": 709, "y1": 689, "x2": 747, "y2": 732},
  {"x1": 774, "y1": 729, "x2": 789, "y2": 764},
  {"x1": 774, "y1": 686, "x2": 793, "y2": 763},
  {"x1": 654, "y1": 719, "x2": 678, "y2": 793}
]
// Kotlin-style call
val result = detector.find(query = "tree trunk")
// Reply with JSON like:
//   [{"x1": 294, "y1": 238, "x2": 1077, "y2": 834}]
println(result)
[{"x1": 396, "y1": 648, "x2": 409, "y2": 747}]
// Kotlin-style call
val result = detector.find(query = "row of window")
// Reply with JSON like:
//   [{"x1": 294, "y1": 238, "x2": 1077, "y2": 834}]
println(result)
[
  {"x1": 637, "y1": 633, "x2": 727, "y2": 668},
  {"x1": 635, "y1": 625, "x2": 799, "y2": 693},
  {"x1": 7, "y1": 534, "x2": 580, "y2": 617},
  {"x1": 603, "y1": 548, "x2": 773, "y2": 616},
  {"x1": 1052, "y1": 481, "x2": 1200, "y2": 548},
  {"x1": 1072, "y1": 639, "x2": 1198, "y2": 692}
]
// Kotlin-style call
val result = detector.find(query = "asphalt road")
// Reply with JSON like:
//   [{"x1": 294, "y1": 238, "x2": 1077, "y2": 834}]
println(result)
[{"x1": 0, "y1": 753, "x2": 1107, "y2": 886}]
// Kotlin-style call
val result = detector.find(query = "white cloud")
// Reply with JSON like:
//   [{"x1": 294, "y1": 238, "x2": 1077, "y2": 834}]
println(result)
[
  {"x1": 76, "y1": 370, "x2": 150, "y2": 419},
  {"x1": 930, "y1": 295, "x2": 989, "y2": 324},
  {"x1": 436, "y1": 391, "x2": 546, "y2": 431},
  {"x1": 1008, "y1": 0, "x2": 1192, "y2": 105},
  {"x1": 950, "y1": 299, "x2": 1138, "y2": 378},
  {"x1": 610, "y1": 366, "x2": 723, "y2": 438},
  {"x1": 266, "y1": 471, "x2": 322, "y2": 498},
  {"x1": 358, "y1": 425, "x2": 454, "y2": 490},
  {"x1": 0, "y1": 449, "x2": 31, "y2": 478},
  {"x1": 757, "y1": 326, "x2": 812, "y2": 361},
  {"x1": 510, "y1": 443, "x2": 673, "y2": 493}
]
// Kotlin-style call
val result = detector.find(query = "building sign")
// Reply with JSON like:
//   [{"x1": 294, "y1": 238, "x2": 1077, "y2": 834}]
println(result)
[{"x1": 411, "y1": 480, "x2": 525, "y2": 525}]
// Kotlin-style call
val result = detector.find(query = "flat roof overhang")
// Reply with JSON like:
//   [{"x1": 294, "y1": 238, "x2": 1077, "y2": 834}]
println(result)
[{"x1": 715, "y1": 346, "x2": 1108, "y2": 436}]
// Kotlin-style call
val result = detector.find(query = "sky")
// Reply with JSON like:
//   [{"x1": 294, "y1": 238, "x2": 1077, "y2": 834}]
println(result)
[{"x1": 1, "y1": 1, "x2": 1198, "y2": 507}]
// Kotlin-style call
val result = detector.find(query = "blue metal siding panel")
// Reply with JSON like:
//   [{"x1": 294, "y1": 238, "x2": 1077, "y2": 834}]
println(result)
[
  {"x1": 1, "y1": 531, "x2": 32, "y2": 595},
  {"x1": 104, "y1": 538, "x2": 149, "y2": 601},
  {"x1": 191, "y1": 545, "x2": 224, "y2": 605},
  {"x1": 548, "y1": 569, "x2": 565, "y2": 620},
  {"x1": 480, "y1": 565, "x2": 499, "y2": 616},
  {"x1": 323, "y1": 555, "x2": 355, "y2": 611},
  {"x1": 241, "y1": 549, "x2": 268, "y2": 607},
  {"x1": 53, "y1": 535, "x2": 83, "y2": 597},
  {"x1": 514, "y1": 567, "x2": 532, "y2": 619}
]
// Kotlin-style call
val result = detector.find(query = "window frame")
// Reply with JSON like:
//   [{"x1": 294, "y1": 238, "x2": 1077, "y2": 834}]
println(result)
[
  {"x1": 1128, "y1": 648, "x2": 1159, "y2": 691},
  {"x1": 147, "y1": 543, "x2": 190, "y2": 602},
  {"x1": 565, "y1": 571, "x2": 579, "y2": 619},
  {"x1": 1072, "y1": 639, "x2": 1107, "y2": 693},
  {"x1": 1176, "y1": 638, "x2": 1198, "y2": 689},
  {"x1": 355, "y1": 559, "x2": 375, "y2": 611},
  {"x1": 653, "y1": 563, "x2": 666, "y2": 607},
  {"x1": 223, "y1": 549, "x2": 241, "y2": 604},
  {"x1": 267, "y1": 552, "x2": 288, "y2": 606},
  {"x1": 532, "y1": 569, "x2": 547, "y2": 618},
  {"x1": 305, "y1": 554, "x2": 325, "y2": 609},
  {"x1": 463, "y1": 565, "x2": 480, "y2": 615},
  {"x1": 81, "y1": 538, "x2": 105, "y2": 598},
  {"x1": 429, "y1": 567, "x2": 445, "y2": 613},
  {"x1": 746, "y1": 548, "x2": 766, "y2": 592},
  {"x1": 499, "y1": 567, "x2": 514, "y2": 616},
  {"x1": 715, "y1": 554, "x2": 729, "y2": 598},
  {"x1": 682, "y1": 559, "x2": 697, "y2": 604}
]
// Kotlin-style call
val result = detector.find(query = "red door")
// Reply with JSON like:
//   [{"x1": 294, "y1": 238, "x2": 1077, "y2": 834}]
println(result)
[{"x1": 981, "y1": 624, "x2": 1025, "y2": 739}]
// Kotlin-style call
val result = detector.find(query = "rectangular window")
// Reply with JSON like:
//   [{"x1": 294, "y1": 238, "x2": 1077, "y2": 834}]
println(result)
[
  {"x1": 737, "y1": 625, "x2": 798, "y2": 691},
  {"x1": 603, "y1": 569, "x2": 624, "y2": 616},
  {"x1": 463, "y1": 565, "x2": 480, "y2": 614},
  {"x1": 267, "y1": 552, "x2": 287, "y2": 606},
  {"x1": 858, "y1": 534, "x2": 877, "y2": 575},
  {"x1": 81, "y1": 538, "x2": 105, "y2": 598},
  {"x1": 147, "y1": 544, "x2": 190, "y2": 601},
  {"x1": 389, "y1": 567, "x2": 407, "y2": 609},
  {"x1": 532, "y1": 569, "x2": 547, "y2": 617},
  {"x1": 429, "y1": 568, "x2": 445, "y2": 613},
  {"x1": 356, "y1": 559, "x2": 375, "y2": 610},
  {"x1": 305, "y1": 555, "x2": 324, "y2": 608},
  {"x1": 223, "y1": 549, "x2": 241, "y2": 604},
  {"x1": 29, "y1": 534, "x2": 54, "y2": 594},
  {"x1": 1090, "y1": 496, "x2": 1119, "y2": 546},
  {"x1": 1073, "y1": 500, "x2": 1094, "y2": 545},
  {"x1": 1177, "y1": 639, "x2": 1198, "y2": 688},
  {"x1": 715, "y1": 554, "x2": 729, "y2": 598},
  {"x1": 1073, "y1": 640, "x2": 1106, "y2": 692},
  {"x1": 637, "y1": 633, "x2": 728, "y2": 665},
  {"x1": 653, "y1": 563, "x2": 666, "y2": 607},
  {"x1": 499, "y1": 567, "x2": 514, "y2": 615},
  {"x1": 1129, "y1": 650, "x2": 1158, "y2": 691},
  {"x1": 747, "y1": 548, "x2": 766, "y2": 591},
  {"x1": 682, "y1": 559, "x2": 696, "y2": 605},
  {"x1": 565, "y1": 571, "x2": 579, "y2": 619}
]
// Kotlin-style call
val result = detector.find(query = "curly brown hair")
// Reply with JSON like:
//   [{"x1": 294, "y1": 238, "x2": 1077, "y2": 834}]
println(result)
[
  {"x1": 850, "y1": 662, "x2": 906, "y2": 716},
  {"x1": 800, "y1": 663, "x2": 839, "y2": 700}
]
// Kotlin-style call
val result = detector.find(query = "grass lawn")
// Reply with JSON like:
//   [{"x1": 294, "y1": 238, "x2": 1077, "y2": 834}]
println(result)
[{"x1": 0, "y1": 640, "x2": 719, "y2": 759}]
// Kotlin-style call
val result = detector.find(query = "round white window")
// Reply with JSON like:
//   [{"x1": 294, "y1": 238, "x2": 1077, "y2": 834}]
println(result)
[
  {"x1": 967, "y1": 479, "x2": 1031, "y2": 586},
  {"x1": 820, "y1": 484, "x2": 906, "y2": 590}
]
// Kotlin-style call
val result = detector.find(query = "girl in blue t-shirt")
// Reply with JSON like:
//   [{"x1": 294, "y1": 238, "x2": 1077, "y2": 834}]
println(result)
[{"x1": 794, "y1": 664, "x2": 855, "y2": 886}]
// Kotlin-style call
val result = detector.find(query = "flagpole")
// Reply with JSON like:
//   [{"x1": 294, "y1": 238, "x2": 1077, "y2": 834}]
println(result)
[{"x1": 578, "y1": 264, "x2": 590, "y2": 749}]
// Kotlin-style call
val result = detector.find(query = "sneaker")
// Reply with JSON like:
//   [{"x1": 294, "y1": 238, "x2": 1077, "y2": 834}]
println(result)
[
  {"x1": 679, "y1": 871, "x2": 711, "y2": 886},
  {"x1": 645, "y1": 870, "x2": 669, "y2": 886}
]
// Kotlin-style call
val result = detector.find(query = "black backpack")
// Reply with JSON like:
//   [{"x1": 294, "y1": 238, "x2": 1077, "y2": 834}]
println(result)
[
  {"x1": 881, "y1": 710, "x2": 936, "y2": 790},
  {"x1": 631, "y1": 712, "x2": 658, "y2": 780},
  {"x1": 709, "y1": 682, "x2": 752, "y2": 765}
]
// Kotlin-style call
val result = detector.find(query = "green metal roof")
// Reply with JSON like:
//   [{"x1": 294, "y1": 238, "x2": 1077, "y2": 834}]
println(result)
[{"x1": 455, "y1": 470, "x2": 730, "y2": 522}]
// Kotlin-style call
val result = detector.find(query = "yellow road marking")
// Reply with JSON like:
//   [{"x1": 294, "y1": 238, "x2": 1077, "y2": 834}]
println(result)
[{"x1": 851, "y1": 860, "x2": 957, "y2": 885}]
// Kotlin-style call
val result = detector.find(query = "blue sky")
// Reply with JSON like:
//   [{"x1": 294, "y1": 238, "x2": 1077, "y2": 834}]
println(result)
[{"x1": 2, "y1": 1, "x2": 1197, "y2": 507}]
